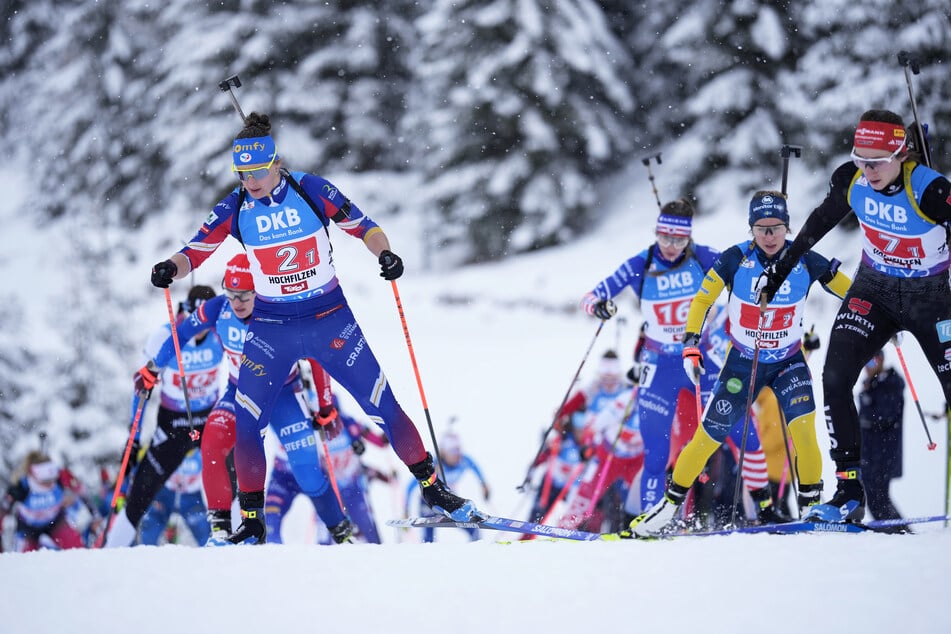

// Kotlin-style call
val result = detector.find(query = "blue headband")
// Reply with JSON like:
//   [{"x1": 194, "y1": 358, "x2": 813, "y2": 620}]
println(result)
[{"x1": 232, "y1": 135, "x2": 277, "y2": 171}]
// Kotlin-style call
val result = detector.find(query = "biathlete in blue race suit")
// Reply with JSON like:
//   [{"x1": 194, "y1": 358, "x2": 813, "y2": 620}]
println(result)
[
  {"x1": 149, "y1": 254, "x2": 350, "y2": 545},
  {"x1": 105, "y1": 285, "x2": 221, "y2": 547},
  {"x1": 581, "y1": 198, "x2": 720, "y2": 513},
  {"x1": 150, "y1": 112, "x2": 477, "y2": 544}
]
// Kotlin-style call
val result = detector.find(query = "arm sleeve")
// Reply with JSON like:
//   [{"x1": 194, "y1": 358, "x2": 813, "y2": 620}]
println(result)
[
  {"x1": 685, "y1": 247, "x2": 738, "y2": 334},
  {"x1": 919, "y1": 173, "x2": 951, "y2": 223},
  {"x1": 463, "y1": 456, "x2": 488, "y2": 484},
  {"x1": 300, "y1": 174, "x2": 382, "y2": 243},
  {"x1": 587, "y1": 252, "x2": 649, "y2": 302},
  {"x1": 803, "y1": 252, "x2": 851, "y2": 300},
  {"x1": 775, "y1": 162, "x2": 857, "y2": 279},
  {"x1": 177, "y1": 193, "x2": 241, "y2": 271}
]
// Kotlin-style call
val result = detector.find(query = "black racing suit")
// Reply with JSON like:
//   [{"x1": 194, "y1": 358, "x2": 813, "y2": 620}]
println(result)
[
  {"x1": 124, "y1": 405, "x2": 210, "y2": 526},
  {"x1": 770, "y1": 160, "x2": 951, "y2": 470}
]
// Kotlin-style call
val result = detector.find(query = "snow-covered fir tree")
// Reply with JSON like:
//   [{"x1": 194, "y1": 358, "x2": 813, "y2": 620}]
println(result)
[{"x1": 406, "y1": 0, "x2": 636, "y2": 264}]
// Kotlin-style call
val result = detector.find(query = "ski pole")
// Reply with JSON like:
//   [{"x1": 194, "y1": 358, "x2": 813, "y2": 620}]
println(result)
[
  {"x1": 518, "y1": 320, "x2": 606, "y2": 491},
  {"x1": 389, "y1": 280, "x2": 446, "y2": 480},
  {"x1": 945, "y1": 406, "x2": 950, "y2": 527},
  {"x1": 641, "y1": 152, "x2": 663, "y2": 211},
  {"x1": 897, "y1": 51, "x2": 932, "y2": 168},
  {"x1": 780, "y1": 144, "x2": 802, "y2": 198},
  {"x1": 295, "y1": 360, "x2": 348, "y2": 514},
  {"x1": 774, "y1": 406, "x2": 800, "y2": 518},
  {"x1": 317, "y1": 425, "x2": 346, "y2": 514},
  {"x1": 538, "y1": 433, "x2": 562, "y2": 510},
  {"x1": 890, "y1": 334, "x2": 937, "y2": 450},
  {"x1": 95, "y1": 395, "x2": 148, "y2": 548},
  {"x1": 218, "y1": 74, "x2": 247, "y2": 123},
  {"x1": 731, "y1": 295, "x2": 768, "y2": 528},
  {"x1": 164, "y1": 288, "x2": 198, "y2": 441},
  {"x1": 583, "y1": 385, "x2": 639, "y2": 518},
  {"x1": 537, "y1": 462, "x2": 586, "y2": 529}
]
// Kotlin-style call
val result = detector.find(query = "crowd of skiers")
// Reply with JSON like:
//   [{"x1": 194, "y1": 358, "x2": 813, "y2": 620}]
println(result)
[
  {"x1": 537, "y1": 108, "x2": 950, "y2": 538},
  {"x1": 4, "y1": 105, "x2": 950, "y2": 550}
]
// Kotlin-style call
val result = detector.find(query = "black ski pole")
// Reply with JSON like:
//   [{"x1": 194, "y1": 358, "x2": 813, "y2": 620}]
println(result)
[
  {"x1": 517, "y1": 321, "x2": 606, "y2": 492},
  {"x1": 730, "y1": 295, "x2": 768, "y2": 528},
  {"x1": 897, "y1": 51, "x2": 932, "y2": 168},
  {"x1": 641, "y1": 152, "x2": 663, "y2": 211},
  {"x1": 218, "y1": 75, "x2": 247, "y2": 123},
  {"x1": 780, "y1": 145, "x2": 802, "y2": 197}
]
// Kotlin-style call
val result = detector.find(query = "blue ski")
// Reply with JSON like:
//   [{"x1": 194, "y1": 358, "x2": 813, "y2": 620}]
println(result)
[
  {"x1": 676, "y1": 514, "x2": 950, "y2": 537},
  {"x1": 387, "y1": 514, "x2": 603, "y2": 541}
]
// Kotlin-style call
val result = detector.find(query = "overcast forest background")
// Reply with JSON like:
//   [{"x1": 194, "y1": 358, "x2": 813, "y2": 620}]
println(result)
[{"x1": 1, "y1": 0, "x2": 950, "y2": 482}]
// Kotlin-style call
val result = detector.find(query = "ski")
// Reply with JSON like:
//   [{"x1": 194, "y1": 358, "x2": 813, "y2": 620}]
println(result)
[
  {"x1": 389, "y1": 513, "x2": 951, "y2": 542},
  {"x1": 386, "y1": 514, "x2": 603, "y2": 541},
  {"x1": 669, "y1": 514, "x2": 951, "y2": 538}
]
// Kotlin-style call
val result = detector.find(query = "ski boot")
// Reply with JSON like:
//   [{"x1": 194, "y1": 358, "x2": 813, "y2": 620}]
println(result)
[
  {"x1": 627, "y1": 484, "x2": 688, "y2": 538},
  {"x1": 750, "y1": 486, "x2": 790, "y2": 524},
  {"x1": 408, "y1": 453, "x2": 482, "y2": 522},
  {"x1": 227, "y1": 491, "x2": 267, "y2": 545},
  {"x1": 797, "y1": 481, "x2": 823, "y2": 515},
  {"x1": 329, "y1": 518, "x2": 353, "y2": 544},
  {"x1": 205, "y1": 509, "x2": 232, "y2": 546},
  {"x1": 802, "y1": 470, "x2": 865, "y2": 523}
]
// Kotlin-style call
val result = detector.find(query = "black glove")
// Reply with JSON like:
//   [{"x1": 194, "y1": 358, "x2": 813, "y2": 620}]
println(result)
[
  {"x1": 756, "y1": 261, "x2": 789, "y2": 304},
  {"x1": 378, "y1": 250, "x2": 404, "y2": 280},
  {"x1": 803, "y1": 330, "x2": 821, "y2": 351},
  {"x1": 351, "y1": 437, "x2": 367, "y2": 456},
  {"x1": 593, "y1": 299, "x2": 617, "y2": 321},
  {"x1": 626, "y1": 364, "x2": 641, "y2": 384},
  {"x1": 151, "y1": 259, "x2": 178, "y2": 288}
]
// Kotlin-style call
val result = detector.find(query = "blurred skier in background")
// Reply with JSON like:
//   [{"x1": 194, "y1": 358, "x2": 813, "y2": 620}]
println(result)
[
  {"x1": 1, "y1": 451, "x2": 88, "y2": 552},
  {"x1": 858, "y1": 349, "x2": 907, "y2": 529},
  {"x1": 105, "y1": 285, "x2": 220, "y2": 547}
]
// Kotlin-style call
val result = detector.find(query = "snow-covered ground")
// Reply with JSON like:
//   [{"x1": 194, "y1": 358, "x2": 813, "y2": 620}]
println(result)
[{"x1": 3, "y1": 157, "x2": 951, "y2": 633}]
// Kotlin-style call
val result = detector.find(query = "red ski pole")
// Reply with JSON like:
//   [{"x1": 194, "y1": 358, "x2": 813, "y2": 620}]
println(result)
[
  {"x1": 891, "y1": 334, "x2": 937, "y2": 450},
  {"x1": 164, "y1": 288, "x2": 199, "y2": 441},
  {"x1": 95, "y1": 396, "x2": 147, "y2": 548}
]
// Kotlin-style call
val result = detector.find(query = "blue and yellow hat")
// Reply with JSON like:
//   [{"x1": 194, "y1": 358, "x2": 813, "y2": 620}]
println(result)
[
  {"x1": 748, "y1": 193, "x2": 789, "y2": 226},
  {"x1": 232, "y1": 135, "x2": 277, "y2": 172}
]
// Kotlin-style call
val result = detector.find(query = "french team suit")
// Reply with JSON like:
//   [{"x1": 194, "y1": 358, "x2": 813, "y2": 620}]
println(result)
[
  {"x1": 587, "y1": 243, "x2": 720, "y2": 510},
  {"x1": 178, "y1": 171, "x2": 429, "y2": 495}
]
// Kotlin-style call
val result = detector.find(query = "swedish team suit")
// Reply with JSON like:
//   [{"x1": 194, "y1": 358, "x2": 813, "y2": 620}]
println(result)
[{"x1": 672, "y1": 239, "x2": 851, "y2": 493}]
